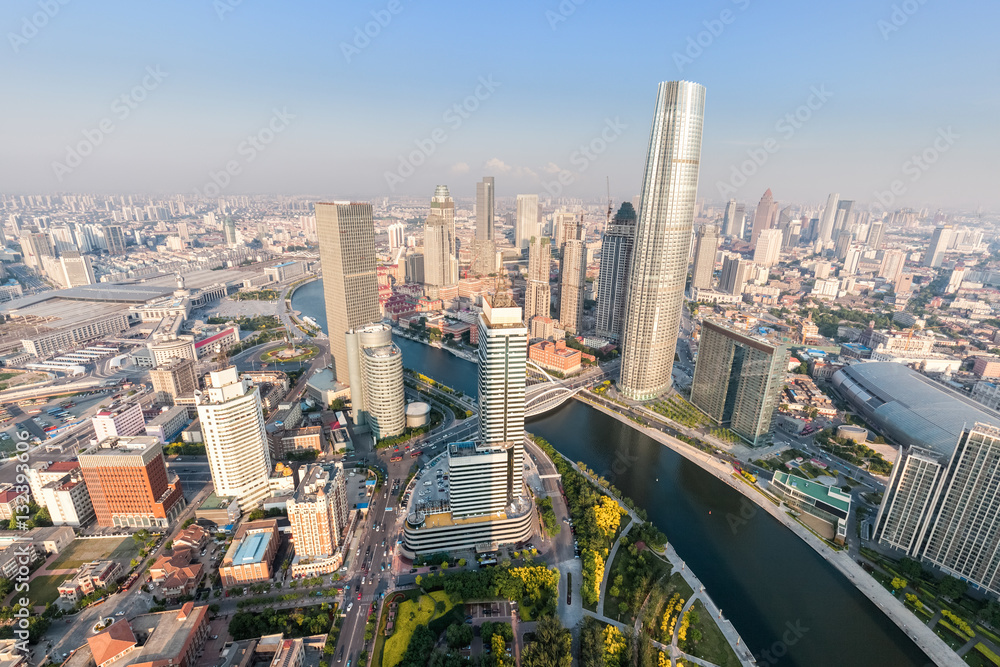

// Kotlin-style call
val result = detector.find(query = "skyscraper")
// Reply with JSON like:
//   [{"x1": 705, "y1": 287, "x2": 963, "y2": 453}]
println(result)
[
  {"x1": 345, "y1": 323, "x2": 405, "y2": 440},
  {"x1": 473, "y1": 177, "x2": 497, "y2": 275},
  {"x1": 223, "y1": 218, "x2": 238, "y2": 248},
  {"x1": 833, "y1": 199, "x2": 855, "y2": 239},
  {"x1": 196, "y1": 367, "x2": 272, "y2": 511},
  {"x1": 316, "y1": 202, "x2": 380, "y2": 379},
  {"x1": 690, "y1": 320, "x2": 790, "y2": 446},
  {"x1": 753, "y1": 228, "x2": 782, "y2": 269},
  {"x1": 478, "y1": 291, "x2": 527, "y2": 443},
  {"x1": 719, "y1": 254, "x2": 750, "y2": 296},
  {"x1": 19, "y1": 231, "x2": 54, "y2": 270},
  {"x1": 387, "y1": 222, "x2": 406, "y2": 251},
  {"x1": 691, "y1": 224, "x2": 719, "y2": 290},
  {"x1": 286, "y1": 463, "x2": 349, "y2": 573},
  {"x1": 619, "y1": 80, "x2": 706, "y2": 401},
  {"x1": 559, "y1": 220, "x2": 586, "y2": 335},
  {"x1": 867, "y1": 220, "x2": 885, "y2": 250},
  {"x1": 515, "y1": 194, "x2": 539, "y2": 250},
  {"x1": 595, "y1": 202, "x2": 637, "y2": 341},
  {"x1": 925, "y1": 225, "x2": 952, "y2": 268},
  {"x1": 721, "y1": 200, "x2": 740, "y2": 238},
  {"x1": 423, "y1": 186, "x2": 458, "y2": 290},
  {"x1": 553, "y1": 209, "x2": 581, "y2": 256},
  {"x1": 817, "y1": 192, "x2": 840, "y2": 246},
  {"x1": 104, "y1": 224, "x2": 127, "y2": 255},
  {"x1": 524, "y1": 236, "x2": 551, "y2": 323},
  {"x1": 750, "y1": 189, "x2": 775, "y2": 247}
]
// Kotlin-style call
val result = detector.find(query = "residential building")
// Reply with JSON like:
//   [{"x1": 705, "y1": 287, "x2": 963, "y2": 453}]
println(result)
[
  {"x1": 473, "y1": 177, "x2": 497, "y2": 275},
  {"x1": 286, "y1": 463, "x2": 349, "y2": 576},
  {"x1": 619, "y1": 80, "x2": 706, "y2": 400},
  {"x1": 524, "y1": 236, "x2": 551, "y2": 323},
  {"x1": 925, "y1": 225, "x2": 952, "y2": 268},
  {"x1": 691, "y1": 224, "x2": 719, "y2": 290},
  {"x1": 316, "y1": 202, "x2": 380, "y2": 380},
  {"x1": 515, "y1": 194, "x2": 539, "y2": 249},
  {"x1": 145, "y1": 405, "x2": 191, "y2": 443},
  {"x1": 27, "y1": 461, "x2": 81, "y2": 506},
  {"x1": 478, "y1": 291, "x2": 527, "y2": 443},
  {"x1": 559, "y1": 221, "x2": 586, "y2": 335},
  {"x1": 79, "y1": 436, "x2": 185, "y2": 528},
  {"x1": 753, "y1": 228, "x2": 782, "y2": 268},
  {"x1": 93, "y1": 402, "x2": 145, "y2": 441},
  {"x1": 220, "y1": 519, "x2": 279, "y2": 585},
  {"x1": 423, "y1": 185, "x2": 458, "y2": 291},
  {"x1": 104, "y1": 224, "x2": 127, "y2": 255},
  {"x1": 595, "y1": 202, "x2": 637, "y2": 341},
  {"x1": 387, "y1": 222, "x2": 405, "y2": 251},
  {"x1": 690, "y1": 320, "x2": 790, "y2": 446},
  {"x1": 57, "y1": 560, "x2": 121, "y2": 601},
  {"x1": 149, "y1": 356, "x2": 198, "y2": 405},
  {"x1": 344, "y1": 323, "x2": 404, "y2": 439},
  {"x1": 149, "y1": 548, "x2": 203, "y2": 597},
  {"x1": 40, "y1": 474, "x2": 95, "y2": 527},
  {"x1": 197, "y1": 367, "x2": 272, "y2": 511},
  {"x1": 19, "y1": 231, "x2": 54, "y2": 270},
  {"x1": 223, "y1": 218, "x2": 238, "y2": 247},
  {"x1": 0, "y1": 487, "x2": 26, "y2": 521},
  {"x1": 719, "y1": 255, "x2": 750, "y2": 295}
]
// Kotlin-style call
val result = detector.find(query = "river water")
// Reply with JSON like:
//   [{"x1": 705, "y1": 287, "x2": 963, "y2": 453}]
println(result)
[{"x1": 294, "y1": 279, "x2": 931, "y2": 666}]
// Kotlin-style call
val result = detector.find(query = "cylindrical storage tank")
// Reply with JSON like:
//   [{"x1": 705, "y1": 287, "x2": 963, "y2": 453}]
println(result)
[
  {"x1": 836, "y1": 424, "x2": 868, "y2": 444},
  {"x1": 406, "y1": 401, "x2": 431, "y2": 428}
]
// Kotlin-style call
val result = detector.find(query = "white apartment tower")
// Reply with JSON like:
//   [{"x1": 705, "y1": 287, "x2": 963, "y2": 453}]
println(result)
[{"x1": 515, "y1": 194, "x2": 539, "y2": 250}]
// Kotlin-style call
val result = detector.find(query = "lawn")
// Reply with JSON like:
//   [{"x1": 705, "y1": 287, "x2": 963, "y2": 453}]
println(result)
[
  {"x1": 381, "y1": 590, "x2": 457, "y2": 667},
  {"x1": 604, "y1": 543, "x2": 672, "y2": 623},
  {"x1": 47, "y1": 537, "x2": 138, "y2": 571},
  {"x1": 664, "y1": 572, "x2": 694, "y2": 603},
  {"x1": 27, "y1": 574, "x2": 67, "y2": 608},
  {"x1": 683, "y1": 600, "x2": 741, "y2": 667},
  {"x1": 965, "y1": 643, "x2": 1000, "y2": 667}
]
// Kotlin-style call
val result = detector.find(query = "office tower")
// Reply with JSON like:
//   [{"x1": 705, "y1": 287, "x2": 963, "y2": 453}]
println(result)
[
  {"x1": 149, "y1": 356, "x2": 198, "y2": 405},
  {"x1": 93, "y1": 403, "x2": 145, "y2": 441},
  {"x1": 196, "y1": 367, "x2": 272, "y2": 511},
  {"x1": 817, "y1": 193, "x2": 840, "y2": 245},
  {"x1": 447, "y1": 440, "x2": 524, "y2": 519},
  {"x1": 7, "y1": 214, "x2": 22, "y2": 237},
  {"x1": 524, "y1": 236, "x2": 551, "y2": 323},
  {"x1": 423, "y1": 186, "x2": 458, "y2": 289},
  {"x1": 473, "y1": 177, "x2": 497, "y2": 275},
  {"x1": 834, "y1": 231, "x2": 853, "y2": 261},
  {"x1": 619, "y1": 80, "x2": 705, "y2": 401},
  {"x1": 404, "y1": 251, "x2": 424, "y2": 284},
  {"x1": 866, "y1": 220, "x2": 884, "y2": 250},
  {"x1": 733, "y1": 203, "x2": 747, "y2": 240},
  {"x1": 286, "y1": 463, "x2": 349, "y2": 568},
  {"x1": 515, "y1": 194, "x2": 539, "y2": 250},
  {"x1": 595, "y1": 202, "x2": 637, "y2": 341},
  {"x1": 104, "y1": 224, "x2": 127, "y2": 255},
  {"x1": 559, "y1": 221, "x2": 586, "y2": 334},
  {"x1": 345, "y1": 323, "x2": 405, "y2": 440},
  {"x1": 691, "y1": 224, "x2": 719, "y2": 290},
  {"x1": 834, "y1": 199, "x2": 855, "y2": 239},
  {"x1": 79, "y1": 435, "x2": 185, "y2": 528},
  {"x1": 19, "y1": 231, "x2": 54, "y2": 270},
  {"x1": 844, "y1": 246, "x2": 862, "y2": 276},
  {"x1": 690, "y1": 320, "x2": 790, "y2": 446},
  {"x1": 222, "y1": 217, "x2": 238, "y2": 247},
  {"x1": 879, "y1": 249, "x2": 906, "y2": 285},
  {"x1": 387, "y1": 222, "x2": 406, "y2": 251},
  {"x1": 316, "y1": 202, "x2": 380, "y2": 380},
  {"x1": 478, "y1": 291, "x2": 527, "y2": 443},
  {"x1": 721, "y1": 200, "x2": 740, "y2": 237},
  {"x1": 925, "y1": 225, "x2": 952, "y2": 268},
  {"x1": 753, "y1": 228, "x2": 782, "y2": 268},
  {"x1": 750, "y1": 189, "x2": 775, "y2": 247},
  {"x1": 176, "y1": 222, "x2": 190, "y2": 242},
  {"x1": 59, "y1": 251, "x2": 96, "y2": 287},
  {"x1": 719, "y1": 254, "x2": 750, "y2": 295}
]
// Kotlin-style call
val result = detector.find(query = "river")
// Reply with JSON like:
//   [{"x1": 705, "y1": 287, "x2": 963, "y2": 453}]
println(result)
[{"x1": 293, "y1": 279, "x2": 932, "y2": 666}]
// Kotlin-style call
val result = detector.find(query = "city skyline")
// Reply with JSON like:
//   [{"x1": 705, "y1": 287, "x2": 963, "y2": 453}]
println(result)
[{"x1": 1, "y1": 2, "x2": 996, "y2": 209}]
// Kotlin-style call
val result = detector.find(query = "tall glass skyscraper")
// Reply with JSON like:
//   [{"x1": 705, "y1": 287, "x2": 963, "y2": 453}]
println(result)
[
  {"x1": 595, "y1": 202, "x2": 636, "y2": 341},
  {"x1": 619, "y1": 80, "x2": 706, "y2": 400},
  {"x1": 423, "y1": 185, "x2": 458, "y2": 289}
]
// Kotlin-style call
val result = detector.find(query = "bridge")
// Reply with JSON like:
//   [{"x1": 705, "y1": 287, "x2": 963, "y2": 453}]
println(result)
[{"x1": 523, "y1": 358, "x2": 620, "y2": 418}]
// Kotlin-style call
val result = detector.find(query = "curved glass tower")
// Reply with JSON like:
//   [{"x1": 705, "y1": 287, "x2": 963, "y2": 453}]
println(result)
[{"x1": 619, "y1": 80, "x2": 706, "y2": 401}]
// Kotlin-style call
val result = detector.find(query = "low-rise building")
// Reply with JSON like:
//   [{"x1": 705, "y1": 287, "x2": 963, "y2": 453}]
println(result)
[
  {"x1": 528, "y1": 339, "x2": 582, "y2": 374},
  {"x1": 41, "y1": 475, "x2": 95, "y2": 527},
  {"x1": 57, "y1": 560, "x2": 122, "y2": 602},
  {"x1": 173, "y1": 524, "x2": 208, "y2": 551},
  {"x1": 0, "y1": 486, "x2": 26, "y2": 521},
  {"x1": 195, "y1": 492, "x2": 240, "y2": 527},
  {"x1": 305, "y1": 368, "x2": 350, "y2": 409},
  {"x1": 268, "y1": 426, "x2": 323, "y2": 460},
  {"x1": 144, "y1": 405, "x2": 191, "y2": 444},
  {"x1": 219, "y1": 519, "x2": 279, "y2": 585},
  {"x1": 770, "y1": 471, "x2": 850, "y2": 545},
  {"x1": 149, "y1": 548, "x2": 203, "y2": 598},
  {"x1": 77, "y1": 603, "x2": 209, "y2": 667}
]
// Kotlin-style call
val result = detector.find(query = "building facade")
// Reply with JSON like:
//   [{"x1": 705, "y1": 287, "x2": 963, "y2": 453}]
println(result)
[
  {"x1": 524, "y1": 236, "x2": 551, "y2": 324},
  {"x1": 345, "y1": 323, "x2": 405, "y2": 440},
  {"x1": 423, "y1": 185, "x2": 458, "y2": 291},
  {"x1": 595, "y1": 202, "x2": 636, "y2": 341},
  {"x1": 473, "y1": 177, "x2": 497, "y2": 275},
  {"x1": 691, "y1": 224, "x2": 719, "y2": 290},
  {"x1": 149, "y1": 356, "x2": 198, "y2": 405},
  {"x1": 478, "y1": 293, "x2": 527, "y2": 443},
  {"x1": 286, "y1": 464, "x2": 349, "y2": 576}
]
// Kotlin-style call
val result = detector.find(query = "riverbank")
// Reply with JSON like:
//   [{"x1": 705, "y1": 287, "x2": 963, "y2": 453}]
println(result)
[
  {"x1": 574, "y1": 393, "x2": 960, "y2": 667},
  {"x1": 391, "y1": 326, "x2": 478, "y2": 363}
]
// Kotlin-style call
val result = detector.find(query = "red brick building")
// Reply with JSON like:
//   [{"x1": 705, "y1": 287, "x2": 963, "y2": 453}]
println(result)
[
  {"x1": 529, "y1": 339, "x2": 583, "y2": 374},
  {"x1": 219, "y1": 519, "x2": 280, "y2": 586}
]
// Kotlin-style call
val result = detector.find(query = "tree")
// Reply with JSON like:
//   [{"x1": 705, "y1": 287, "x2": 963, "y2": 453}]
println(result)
[
  {"x1": 446, "y1": 622, "x2": 473, "y2": 648},
  {"x1": 521, "y1": 616, "x2": 572, "y2": 667},
  {"x1": 898, "y1": 557, "x2": 923, "y2": 581},
  {"x1": 938, "y1": 575, "x2": 968, "y2": 600},
  {"x1": 890, "y1": 576, "x2": 908, "y2": 592}
]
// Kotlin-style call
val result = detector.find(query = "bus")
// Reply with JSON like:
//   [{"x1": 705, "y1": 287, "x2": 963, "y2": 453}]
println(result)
[
  {"x1": 409, "y1": 449, "x2": 421, "y2": 458},
  {"x1": 390, "y1": 454, "x2": 402, "y2": 463}
]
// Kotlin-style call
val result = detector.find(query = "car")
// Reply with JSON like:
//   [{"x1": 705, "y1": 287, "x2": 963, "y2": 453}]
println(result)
[
  {"x1": 346, "y1": 603, "x2": 353, "y2": 612},
  {"x1": 357, "y1": 591, "x2": 362, "y2": 600},
  {"x1": 212, "y1": 635, "x2": 218, "y2": 640},
  {"x1": 116, "y1": 611, "x2": 125, "y2": 616}
]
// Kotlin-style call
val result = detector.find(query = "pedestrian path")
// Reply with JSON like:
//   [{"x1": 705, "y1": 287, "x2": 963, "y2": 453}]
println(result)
[{"x1": 596, "y1": 519, "x2": 634, "y2": 617}]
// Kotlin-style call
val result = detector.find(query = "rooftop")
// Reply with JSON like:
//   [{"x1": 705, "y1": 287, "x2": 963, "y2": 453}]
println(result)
[
  {"x1": 773, "y1": 471, "x2": 851, "y2": 512},
  {"x1": 232, "y1": 531, "x2": 272, "y2": 565}
]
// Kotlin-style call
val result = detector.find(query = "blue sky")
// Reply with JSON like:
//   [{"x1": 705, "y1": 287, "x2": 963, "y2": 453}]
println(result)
[{"x1": 1, "y1": 0, "x2": 997, "y2": 210}]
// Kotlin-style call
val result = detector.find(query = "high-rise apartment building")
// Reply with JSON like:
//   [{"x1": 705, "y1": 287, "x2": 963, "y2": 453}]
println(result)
[
  {"x1": 879, "y1": 249, "x2": 906, "y2": 286},
  {"x1": 524, "y1": 236, "x2": 551, "y2": 324},
  {"x1": 59, "y1": 251, "x2": 96, "y2": 287},
  {"x1": 691, "y1": 224, "x2": 719, "y2": 290},
  {"x1": 345, "y1": 323, "x2": 405, "y2": 440},
  {"x1": 620, "y1": 80, "x2": 705, "y2": 400},
  {"x1": 595, "y1": 202, "x2": 637, "y2": 341},
  {"x1": 721, "y1": 200, "x2": 740, "y2": 237},
  {"x1": 149, "y1": 356, "x2": 198, "y2": 405},
  {"x1": 93, "y1": 402, "x2": 146, "y2": 441},
  {"x1": 559, "y1": 221, "x2": 586, "y2": 335},
  {"x1": 387, "y1": 222, "x2": 406, "y2": 251},
  {"x1": 817, "y1": 193, "x2": 840, "y2": 246},
  {"x1": 690, "y1": 320, "x2": 790, "y2": 446},
  {"x1": 925, "y1": 225, "x2": 952, "y2": 268},
  {"x1": 196, "y1": 367, "x2": 271, "y2": 511},
  {"x1": 423, "y1": 186, "x2": 458, "y2": 290},
  {"x1": 104, "y1": 224, "x2": 127, "y2": 255},
  {"x1": 753, "y1": 228, "x2": 782, "y2": 268},
  {"x1": 286, "y1": 463, "x2": 349, "y2": 574},
  {"x1": 750, "y1": 189, "x2": 775, "y2": 247},
  {"x1": 316, "y1": 202, "x2": 380, "y2": 380},
  {"x1": 19, "y1": 231, "x2": 54, "y2": 270},
  {"x1": 867, "y1": 221, "x2": 885, "y2": 250},
  {"x1": 553, "y1": 210, "x2": 582, "y2": 256},
  {"x1": 515, "y1": 194, "x2": 539, "y2": 250},
  {"x1": 79, "y1": 436, "x2": 185, "y2": 528},
  {"x1": 478, "y1": 291, "x2": 527, "y2": 443},
  {"x1": 223, "y1": 218, "x2": 238, "y2": 248},
  {"x1": 473, "y1": 177, "x2": 497, "y2": 275}
]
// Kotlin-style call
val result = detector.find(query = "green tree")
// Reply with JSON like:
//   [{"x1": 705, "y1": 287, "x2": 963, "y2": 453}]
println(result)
[
  {"x1": 521, "y1": 616, "x2": 572, "y2": 667},
  {"x1": 446, "y1": 622, "x2": 473, "y2": 648}
]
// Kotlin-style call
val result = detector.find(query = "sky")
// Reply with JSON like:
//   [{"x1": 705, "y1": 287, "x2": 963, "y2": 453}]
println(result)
[{"x1": 1, "y1": 0, "x2": 997, "y2": 211}]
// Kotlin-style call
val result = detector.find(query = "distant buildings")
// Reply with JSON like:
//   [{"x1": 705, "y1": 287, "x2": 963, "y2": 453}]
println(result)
[
  {"x1": 473, "y1": 177, "x2": 497, "y2": 275},
  {"x1": 719, "y1": 254, "x2": 750, "y2": 296},
  {"x1": 80, "y1": 603, "x2": 209, "y2": 667},
  {"x1": 595, "y1": 202, "x2": 636, "y2": 341},
  {"x1": 515, "y1": 194, "x2": 539, "y2": 250},
  {"x1": 620, "y1": 80, "x2": 706, "y2": 401},
  {"x1": 691, "y1": 224, "x2": 719, "y2": 290},
  {"x1": 286, "y1": 463, "x2": 349, "y2": 577},
  {"x1": 316, "y1": 201, "x2": 380, "y2": 380},
  {"x1": 197, "y1": 367, "x2": 272, "y2": 511},
  {"x1": 924, "y1": 225, "x2": 952, "y2": 268},
  {"x1": 753, "y1": 228, "x2": 782, "y2": 269},
  {"x1": 345, "y1": 323, "x2": 405, "y2": 439},
  {"x1": 524, "y1": 236, "x2": 551, "y2": 325},
  {"x1": 750, "y1": 189, "x2": 776, "y2": 247},
  {"x1": 817, "y1": 193, "x2": 839, "y2": 246},
  {"x1": 690, "y1": 320, "x2": 790, "y2": 446},
  {"x1": 78, "y1": 436, "x2": 185, "y2": 528}
]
